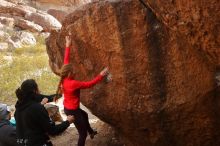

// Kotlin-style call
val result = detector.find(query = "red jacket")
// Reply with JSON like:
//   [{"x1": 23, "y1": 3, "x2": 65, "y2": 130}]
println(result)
[{"x1": 62, "y1": 47, "x2": 103, "y2": 110}]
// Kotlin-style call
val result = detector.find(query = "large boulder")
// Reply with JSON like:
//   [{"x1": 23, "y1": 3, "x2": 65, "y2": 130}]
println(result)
[
  {"x1": 46, "y1": 0, "x2": 220, "y2": 146},
  {"x1": 8, "y1": 31, "x2": 36, "y2": 49}
]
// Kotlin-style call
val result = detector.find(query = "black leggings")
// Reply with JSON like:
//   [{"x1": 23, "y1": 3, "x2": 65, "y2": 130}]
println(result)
[{"x1": 64, "y1": 108, "x2": 94, "y2": 146}]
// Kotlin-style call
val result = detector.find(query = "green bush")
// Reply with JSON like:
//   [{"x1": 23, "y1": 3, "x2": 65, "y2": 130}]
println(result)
[{"x1": 0, "y1": 36, "x2": 59, "y2": 104}]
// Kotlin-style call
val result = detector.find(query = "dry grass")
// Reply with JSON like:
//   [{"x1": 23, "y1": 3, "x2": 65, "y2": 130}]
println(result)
[{"x1": 0, "y1": 35, "x2": 59, "y2": 104}]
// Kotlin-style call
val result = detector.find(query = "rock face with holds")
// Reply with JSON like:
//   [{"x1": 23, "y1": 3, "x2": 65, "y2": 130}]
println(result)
[
  {"x1": 46, "y1": 0, "x2": 220, "y2": 146},
  {"x1": 142, "y1": 0, "x2": 220, "y2": 67}
]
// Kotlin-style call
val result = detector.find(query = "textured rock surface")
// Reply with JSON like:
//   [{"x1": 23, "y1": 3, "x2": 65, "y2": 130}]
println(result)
[
  {"x1": 36, "y1": 0, "x2": 90, "y2": 6},
  {"x1": 46, "y1": 0, "x2": 220, "y2": 146},
  {"x1": 15, "y1": 18, "x2": 43, "y2": 32},
  {"x1": 27, "y1": 0, "x2": 92, "y2": 12},
  {"x1": 0, "y1": 16, "x2": 15, "y2": 27},
  {"x1": 8, "y1": 31, "x2": 36, "y2": 48},
  {"x1": 143, "y1": 0, "x2": 220, "y2": 66},
  {"x1": 44, "y1": 104, "x2": 63, "y2": 122},
  {"x1": 25, "y1": 11, "x2": 62, "y2": 32},
  {"x1": 6, "y1": 0, "x2": 23, "y2": 4},
  {"x1": 0, "y1": 0, "x2": 62, "y2": 32},
  {"x1": 47, "y1": 9, "x2": 67, "y2": 23},
  {"x1": 0, "y1": 0, "x2": 35, "y2": 17}
]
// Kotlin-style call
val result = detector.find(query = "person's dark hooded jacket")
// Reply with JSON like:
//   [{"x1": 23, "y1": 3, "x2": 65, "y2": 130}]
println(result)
[{"x1": 15, "y1": 94, "x2": 70, "y2": 146}]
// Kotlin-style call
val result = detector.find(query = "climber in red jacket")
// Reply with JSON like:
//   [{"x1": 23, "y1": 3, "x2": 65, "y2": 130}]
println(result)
[{"x1": 55, "y1": 35, "x2": 109, "y2": 146}]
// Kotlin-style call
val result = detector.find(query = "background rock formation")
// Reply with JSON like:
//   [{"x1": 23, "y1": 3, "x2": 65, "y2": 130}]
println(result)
[
  {"x1": 27, "y1": 0, "x2": 93, "y2": 12},
  {"x1": 0, "y1": 0, "x2": 62, "y2": 32},
  {"x1": 0, "y1": 0, "x2": 65, "y2": 50},
  {"x1": 46, "y1": 0, "x2": 220, "y2": 146}
]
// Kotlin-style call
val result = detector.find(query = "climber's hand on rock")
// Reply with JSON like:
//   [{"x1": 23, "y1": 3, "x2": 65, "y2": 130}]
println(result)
[
  {"x1": 65, "y1": 35, "x2": 71, "y2": 48},
  {"x1": 100, "y1": 67, "x2": 109, "y2": 76}
]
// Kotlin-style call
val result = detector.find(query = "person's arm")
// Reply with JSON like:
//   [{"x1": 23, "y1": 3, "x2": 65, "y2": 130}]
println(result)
[
  {"x1": 64, "y1": 35, "x2": 72, "y2": 64},
  {"x1": 35, "y1": 94, "x2": 61, "y2": 104},
  {"x1": 64, "y1": 47, "x2": 70, "y2": 64},
  {"x1": 76, "y1": 75, "x2": 103, "y2": 89},
  {"x1": 32, "y1": 104, "x2": 73, "y2": 136},
  {"x1": 76, "y1": 67, "x2": 109, "y2": 89}
]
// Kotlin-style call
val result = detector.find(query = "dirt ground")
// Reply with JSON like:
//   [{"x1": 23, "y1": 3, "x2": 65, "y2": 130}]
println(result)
[
  {"x1": 51, "y1": 120, "x2": 123, "y2": 146},
  {"x1": 50, "y1": 99, "x2": 123, "y2": 146}
]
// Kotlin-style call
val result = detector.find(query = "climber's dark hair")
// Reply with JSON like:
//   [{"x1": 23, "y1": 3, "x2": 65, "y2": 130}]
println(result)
[{"x1": 15, "y1": 79, "x2": 38, "y2": 101}]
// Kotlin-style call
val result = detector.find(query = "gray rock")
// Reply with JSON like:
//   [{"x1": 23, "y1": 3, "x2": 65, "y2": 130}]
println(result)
[
  {"x1": 40, "y1": 32, "x2": 50, "y2": 39},
  {"x1": 15, "y1": 18, "x2": 43, "y2": 32},
  {"x1": 8, "y1": 31, "x2": 36, "y2": 49},
  {"x1": 19, "y1": 31, "x2": 36, "y2": 45},
  {"x1": 0, "y1": 16, "x2": 15, "y2": 28}
]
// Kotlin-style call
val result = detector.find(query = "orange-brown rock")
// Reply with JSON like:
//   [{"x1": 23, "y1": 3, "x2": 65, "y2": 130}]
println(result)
[
  {"x1": 46, "y1": 0, "x2": 220, "y2": 146},
  {"x1": 142, "y1": 0, "x2": 220, "y2": 67}
]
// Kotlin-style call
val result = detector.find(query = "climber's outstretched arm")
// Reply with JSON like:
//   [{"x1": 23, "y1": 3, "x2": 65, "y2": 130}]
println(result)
[
  {"x1": 64, "y1": 36, "x2": 71, "y2": 64},
  {"x1": 64, "y1": 35, "x2": 80, "y2": 64},
  {"x1": 74, "y1": 67, "x2": 110, "y2": 89},
  {"x1": 64, "y1": 34, "x2": 88, "y2": 76}
]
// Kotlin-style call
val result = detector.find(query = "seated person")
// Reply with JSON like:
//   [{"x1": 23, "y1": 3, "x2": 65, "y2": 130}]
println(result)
[
  {"x1": 0, "y1": 103, "x2": 18, "y2": 146},
  {"x1": 6, "y1": 93, "x2": 63, "y2": 128}
]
